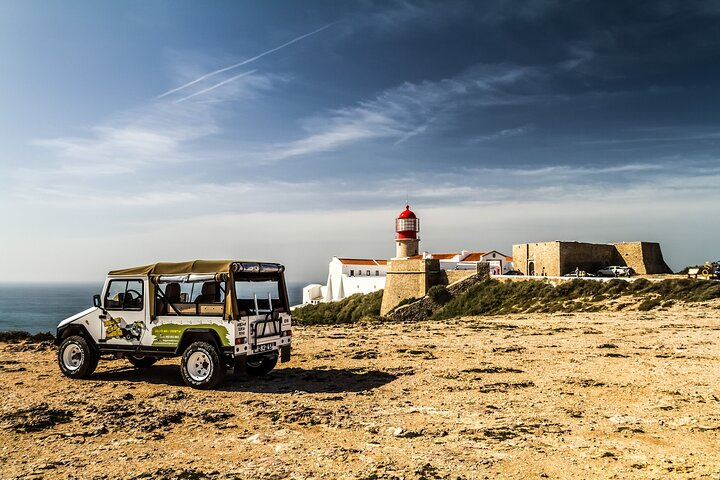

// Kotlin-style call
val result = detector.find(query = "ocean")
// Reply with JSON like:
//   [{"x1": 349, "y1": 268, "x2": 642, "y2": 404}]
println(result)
[{"x1": 0, "y1": 281, "x2": 310, "y2": 334}]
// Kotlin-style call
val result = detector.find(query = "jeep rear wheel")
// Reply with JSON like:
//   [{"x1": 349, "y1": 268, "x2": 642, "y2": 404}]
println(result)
[
  {"x1": 58, "y1": 335, "x2": 99, "y2": 379},
  {"x1": 246, "y1": 353, "x2": 278, "y2": 377},
  {"x1": 180, "y1": 341, "x2": 225, "y2": 389},
  {"x1": 127, "y1": 354, "x2": 157, "y2": 368}
]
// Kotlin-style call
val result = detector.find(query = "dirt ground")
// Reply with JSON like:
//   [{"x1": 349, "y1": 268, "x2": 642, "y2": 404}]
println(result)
[{"x1": 2, "y1": 306, "x2": 720, "y2": 479}]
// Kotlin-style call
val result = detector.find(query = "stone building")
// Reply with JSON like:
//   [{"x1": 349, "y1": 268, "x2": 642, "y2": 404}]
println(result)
[{"x1": 512, "y1": 241, "x2": 672, "y2": 276}]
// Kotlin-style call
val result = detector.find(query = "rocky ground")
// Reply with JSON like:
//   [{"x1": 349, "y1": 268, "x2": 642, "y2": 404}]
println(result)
[{"x1": 2, "y1": 305, "x2": 720, "y2": 479}]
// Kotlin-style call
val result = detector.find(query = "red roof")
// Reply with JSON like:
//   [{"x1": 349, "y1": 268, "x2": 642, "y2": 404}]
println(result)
[
  {"x1": 338, "y1": 258, "x2": 388, "y2": 266},
  {"x1": 409, "y1": 251, "x2": 512, "y2": 262},
  {"x1": 336, "y1": 252, "x2": 512, "y2": 265},
  {"x1": 428, "y1": 253, "x2": 458, "y2": 260}
]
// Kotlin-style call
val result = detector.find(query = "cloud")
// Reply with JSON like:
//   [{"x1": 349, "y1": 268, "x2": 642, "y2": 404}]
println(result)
[
  {"x1": 348, "y1": 0, "x2": 559, "y2": 34},
  {"x1": 173, "y1": 69, "x2": 258, "y2": 103},
  {"x1": 469, "y1": 124, "x2": 535, "y2": 144},
  {"x1": 157, "y1": 23, "x2": 334, "y2": 100},
  {"x1": 29, "y1": 71, "x2": 279, "y2": 178},
  {"x1": 261, "y1": 63, "x2": 539, "y2": 161}
]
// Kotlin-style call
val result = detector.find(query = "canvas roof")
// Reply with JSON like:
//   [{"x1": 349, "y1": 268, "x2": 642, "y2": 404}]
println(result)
[{"x1": 108, "y1": 260, "x2": 281, "y2": 276}]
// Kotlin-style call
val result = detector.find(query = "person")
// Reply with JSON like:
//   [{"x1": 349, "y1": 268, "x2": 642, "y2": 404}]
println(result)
[
  {"x1": 574, "y1": 266, "x2": 580, "y2": 276},
  {"x1": 541, "y1": 267, "x2": 546, "y2": 277}
]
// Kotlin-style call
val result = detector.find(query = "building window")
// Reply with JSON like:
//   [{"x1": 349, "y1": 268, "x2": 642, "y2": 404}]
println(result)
[
  {"x1": 350, "y1": 270, "x2": 354, "y2": 277},
  {"x1": 375, "y1": 271, "x2": 379, "y2": 276},
  {"x1": 366, "y1": 270, "x2": 370, "y2": 276},
  {"x1": 358, "y1": 270, "x2": 362, "y2": 276}
]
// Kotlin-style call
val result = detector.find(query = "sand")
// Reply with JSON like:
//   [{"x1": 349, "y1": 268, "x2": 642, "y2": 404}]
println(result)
[{"x1": 1, "y1": 305, "x2": 720, "y2": 479}]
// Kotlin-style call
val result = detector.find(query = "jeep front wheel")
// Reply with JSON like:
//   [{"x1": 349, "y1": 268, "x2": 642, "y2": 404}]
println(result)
[
  {"x1": 127, "y1": 354, "x2": 157, "y2": 368},
  {"x1": 246, "y1": 353, "x2": 278, "y2": 377},
  {"x1": 58, "y1": 335, "x2": 99, "y2": 379},
  {"x1": 180, "y1": 341, "x2": 225, "y2": 389}
]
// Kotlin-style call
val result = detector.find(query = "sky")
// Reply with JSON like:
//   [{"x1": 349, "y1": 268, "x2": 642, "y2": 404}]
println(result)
[{"x1": 1, "y1": 0, "x2": 720, "y2": 283}]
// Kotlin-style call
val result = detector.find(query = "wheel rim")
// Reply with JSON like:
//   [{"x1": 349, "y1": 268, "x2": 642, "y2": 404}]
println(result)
[
  {"x1": 187, "y1": 351, "x2": 212, "y2": 382},
  {"x1": 62, "y1": 344, "x2": 84, "y2": 372}
]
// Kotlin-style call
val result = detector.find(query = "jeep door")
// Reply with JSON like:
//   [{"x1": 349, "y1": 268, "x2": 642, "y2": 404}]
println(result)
[{"x1": 101, "y1": 278, "x2": 147, "y2": 347}]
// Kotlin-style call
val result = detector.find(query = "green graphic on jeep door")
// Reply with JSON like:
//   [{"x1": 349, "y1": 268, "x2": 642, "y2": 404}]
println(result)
[
  {"x1": 150, "y1": 324, "x2": 230, "y2": 347},
  {"x1": 103, "y1": 317, "x2": 124, "y2": 339},
  {"x1": 104, "y1": 317, "x2": 144, "y2": 340}
]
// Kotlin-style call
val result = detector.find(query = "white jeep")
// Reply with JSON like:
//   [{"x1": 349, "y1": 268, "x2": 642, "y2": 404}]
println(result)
[{"x1": 55, "y1": 260, "x2": 292, "y2": 389}]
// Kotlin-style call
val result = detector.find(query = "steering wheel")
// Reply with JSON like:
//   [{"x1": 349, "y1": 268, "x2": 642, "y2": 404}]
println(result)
[
  {"x1": 126, "y1": 289, "x2": 142, "y2": 300},
  {"x1": 124, "y1": 289, "x2": 143, "y2": 308}
]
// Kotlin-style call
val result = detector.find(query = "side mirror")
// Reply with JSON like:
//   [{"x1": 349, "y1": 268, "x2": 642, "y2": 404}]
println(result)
[{"x1": 93, "y1": 294, "x2": 102, "y2": 308}]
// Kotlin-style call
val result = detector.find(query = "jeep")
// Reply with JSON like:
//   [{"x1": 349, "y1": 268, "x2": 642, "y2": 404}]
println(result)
[{"x1": 55, "y1": 260, "x2": 292, "y2": 389}]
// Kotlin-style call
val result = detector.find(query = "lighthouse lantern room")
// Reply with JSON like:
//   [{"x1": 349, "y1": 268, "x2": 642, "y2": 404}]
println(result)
[{"x1": 394, "y1": 205, "x2": 420, "y2": 258}]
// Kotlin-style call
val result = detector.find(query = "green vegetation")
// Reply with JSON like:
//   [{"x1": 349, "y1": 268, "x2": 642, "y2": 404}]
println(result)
[
  {"x1": 637, "y1": 298, "x2": 662, "y2": 311},
  {"x1": 427, "y1": 285, "x2": 452, "y2": 304},
  {"x1": 433, "y1": 278, "x2": 720, "y2": 319},
  {"x1": 292, "y1": 290, "x2": 383, "y2": 325},
  {"x1": 291, "y1": 278, "x2": 720, "y2": 325},
  {"x1": 0, "y1": 331, "x2": 54, "y2": 343}
]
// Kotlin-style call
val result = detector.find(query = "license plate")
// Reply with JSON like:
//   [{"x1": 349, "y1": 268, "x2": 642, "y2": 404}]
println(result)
[{"x1": 256, "y1": 342, "x2": 275, "y2": 353}]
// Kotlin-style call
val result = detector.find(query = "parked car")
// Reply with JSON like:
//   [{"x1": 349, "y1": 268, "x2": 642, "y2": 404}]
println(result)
[
  {"x1": 505, "y1": 270, "x2": 524, "y2": 275},
  {"x1": 56, "y1": 260, "x2": 293, "y2": 389},
  {"x1": 596, "y1": 266, "x2": 634, "y2": 277},
  {"x1": 563, "y1": 271, "x2": 595, "y2": 278}
]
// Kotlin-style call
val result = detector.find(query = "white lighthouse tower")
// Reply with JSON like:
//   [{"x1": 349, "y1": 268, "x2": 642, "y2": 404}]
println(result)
[{"x1": 394, "y1": 205, "x2": 420, "y2": 258}]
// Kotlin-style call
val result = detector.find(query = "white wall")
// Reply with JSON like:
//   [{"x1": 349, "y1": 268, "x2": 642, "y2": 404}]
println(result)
[{"x1": 340, "y1": 275, "x2": 386, "y2": 298}]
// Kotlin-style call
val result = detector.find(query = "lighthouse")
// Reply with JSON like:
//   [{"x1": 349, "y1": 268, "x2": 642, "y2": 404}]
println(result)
[
  {"x1": 394, "y1": 205, "x2": 420, "y2": 258},
  {"x1": 382, "y1": 204, "x2": 441, "y2": 315}
]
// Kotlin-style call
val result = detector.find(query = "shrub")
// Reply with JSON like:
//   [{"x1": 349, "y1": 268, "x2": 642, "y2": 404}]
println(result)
[
  {"x1": 292, "y1": 290, "x2": 383, "y2": 325},
  {"x1": 0, "y1": 331, "x2": 54, "y2": 343},
  {"x1": 638, "y1": 298, "x2": 662, "y2": 311},
  {"x1": 293, "y1": 277, "x2": 720, "y2": 324},
  {"x1": 427, "y1": 285, "x2": 452, "y2": 304},
  {"x1": 432, "y1": 277, "x2": 720, "y2": 319}
]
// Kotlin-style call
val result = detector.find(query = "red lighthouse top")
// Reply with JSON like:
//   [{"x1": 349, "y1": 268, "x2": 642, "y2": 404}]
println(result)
[{"x1": 396, "y1": 205, "x2": 420, "y2": 239}]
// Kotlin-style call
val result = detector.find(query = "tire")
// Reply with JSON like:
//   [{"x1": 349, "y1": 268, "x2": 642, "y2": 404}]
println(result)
[
  {"x1": 245, "y1": 353, "x2": 278, "y2": 377},
  {"x1": 127, "y1": 354, "x2": 157, "y2": 368},
  {"x1": 58, "y1": 335, "x2": 99, "y2": 379},
  {"x1": 180, "y1": 341, "x2": 225, "y2": 389}
]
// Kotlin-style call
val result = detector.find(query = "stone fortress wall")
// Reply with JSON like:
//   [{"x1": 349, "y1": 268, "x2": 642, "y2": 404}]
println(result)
[
  {"x1": 513, "y1": 241, "x2": 672, "y2": 276},
  {"x1": 558, "y1": 242, "x2": 617, "y2": 276},
  {"x1": 380, "y1": 259, "x2": 442, "y2": 315},
  {"x1": 380, "y1": 260, "x2": 488, "y2": 316}
]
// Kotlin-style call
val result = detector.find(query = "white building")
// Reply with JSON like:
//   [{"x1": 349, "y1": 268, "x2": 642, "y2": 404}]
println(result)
[
  {"x1": 302, "y1": 257, "x2": 387, "y2": 304},
  {"x1": 419, "y1": 250, "x2": 515, "y2": 275}
]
